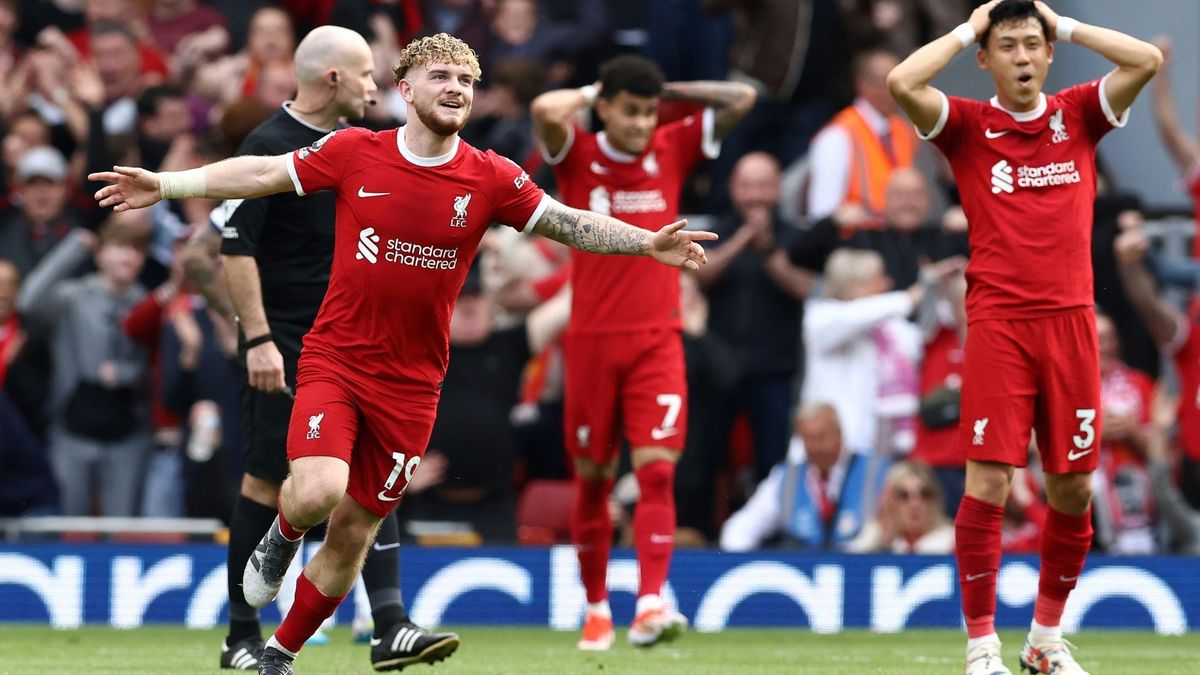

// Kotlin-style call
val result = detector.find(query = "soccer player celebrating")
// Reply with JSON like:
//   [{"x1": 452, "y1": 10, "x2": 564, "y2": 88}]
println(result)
[
  {"x1": 530, "y1": 57, "x2": 754, "y2": 650},
  {"x1": 181, "y1": 26, "x2": 457, "y2": 671},
  {"x1": 91, "y1": 33, "x2": 716, "y2": 675},
  {"x1": 887, "y1": 1, "x2": 1160, "y2": 674}
]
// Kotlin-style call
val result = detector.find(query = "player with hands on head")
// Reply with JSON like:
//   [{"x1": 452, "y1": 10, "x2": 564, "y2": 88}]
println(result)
[
  {"x1": 887, "y1": 1, "x2": 1161, "y2": 673},
  {"x1": 92, "y1": 31, "x2": 715, "y2": 675},
  {"x1": 530, "y1": 55, "x2": 754, "y2": 650}
]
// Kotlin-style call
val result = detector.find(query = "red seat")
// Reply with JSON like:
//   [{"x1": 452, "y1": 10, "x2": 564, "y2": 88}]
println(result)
[{"x1": 516, "y1": 479, "x2": 576, "y2": 545}]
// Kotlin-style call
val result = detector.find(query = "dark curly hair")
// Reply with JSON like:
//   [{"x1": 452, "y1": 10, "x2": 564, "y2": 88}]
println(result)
[{"x1": 598, "y1": 55, "x2": 665, "y2": 100}]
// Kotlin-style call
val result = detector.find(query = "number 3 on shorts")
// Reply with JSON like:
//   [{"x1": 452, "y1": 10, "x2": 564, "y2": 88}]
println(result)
[{"x1": 1073, "y1": 408, "x2": 1096, "y2": 450}]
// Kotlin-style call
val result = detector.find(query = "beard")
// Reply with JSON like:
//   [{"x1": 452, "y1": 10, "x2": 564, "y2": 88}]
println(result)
[{"x1": 412, "y1": 96, "x2": 470, "y2": 136}]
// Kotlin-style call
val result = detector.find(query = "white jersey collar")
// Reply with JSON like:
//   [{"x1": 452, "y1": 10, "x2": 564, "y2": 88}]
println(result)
[
  {"x1": 596, "y1": 131, "x2": 638, "y2": 163},
  {"x1": 398, "y1": 126, "x2": 460, "y2": 167},
  {"x1": 989, "y1": 93, "x2": 1047, "y2": 122}
]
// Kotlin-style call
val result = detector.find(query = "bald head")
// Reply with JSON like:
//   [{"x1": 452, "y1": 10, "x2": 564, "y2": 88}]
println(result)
[
  {"x1": 294, "y1": 26, "x2": 373, "y2": 86},
  {"x1": 729, "y1": 151, "x2": 781, "y2": 215},
  {"x1": 882, "y1": 167, "x2": 931, "y2": 232}
]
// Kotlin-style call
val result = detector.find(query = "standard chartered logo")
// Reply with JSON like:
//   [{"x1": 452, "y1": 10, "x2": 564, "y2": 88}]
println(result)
[
  {"x1": 356, "y1": 227, "x2": 381, "y2": 264},
  {"x1": 990, "y1": 160, "x2": 1014, "y2": 195}
]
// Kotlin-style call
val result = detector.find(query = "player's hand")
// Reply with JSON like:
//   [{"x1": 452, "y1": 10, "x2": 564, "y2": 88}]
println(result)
[
  {"x1": 246, "y1": 340, "x2": 286, "y2": 393},
  {"x1": 89, "y1": 166, "x2": 163, "y2": 212},
  {"x1": 648, "y1": 220, "x2": 717, "y2": 272},
  {"x1": 1113, "y1": 228, "x2": 1149, "y2": 265},
  {"x1": 1033, "y1": 2, "x2": 1061, "y2": 40},
  {"x1": 967, "y1": 0, "x2": 1003, "y2": 40}
]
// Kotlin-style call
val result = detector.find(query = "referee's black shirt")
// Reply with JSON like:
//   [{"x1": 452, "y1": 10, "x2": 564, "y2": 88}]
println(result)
[{"x1": 211, "y1": 104, "x2": 346, "y2": 363}]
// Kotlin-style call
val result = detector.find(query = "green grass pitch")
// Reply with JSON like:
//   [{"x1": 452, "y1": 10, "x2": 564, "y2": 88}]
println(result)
[{"x1": 1, "y1": 626, "x2": 1198, "y2": 674}]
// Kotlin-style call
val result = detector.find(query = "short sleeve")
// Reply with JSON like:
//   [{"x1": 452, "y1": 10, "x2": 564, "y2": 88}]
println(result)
[
  {"x1": 288, "y1": 127, "x2": 365, "y2": 196},
  {"x1": 928, "y1": 95, "x2": 975, "y2": 157},
  {"x1": 1057, "y1": 77, "x2": 1126, "y2": 143},
  {"x1": 485, "y1": 151, "x2": 550, "y2": 233},
  {"x1": 659, "y1": 108, "x2": 717, "y2": 177}
]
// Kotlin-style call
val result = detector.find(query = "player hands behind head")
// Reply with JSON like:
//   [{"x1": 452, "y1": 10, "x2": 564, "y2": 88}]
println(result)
[
  {"x1": 887, "y1": 2, "x2": 1161, "y2": 675},
  {"x1": 530, "y1": 56, "x2": 754, "y2": 650},
  {"x1": 91, "y1": 32, "x2": 717, "y2": 675}
]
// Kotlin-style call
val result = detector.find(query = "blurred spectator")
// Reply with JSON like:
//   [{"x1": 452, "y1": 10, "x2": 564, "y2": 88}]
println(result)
[
  {"x1": 1002, "y1": 463, "x2": 1047, "y2": 553},
  {"x1": 803, "y1": 49, "x2": 914, "y2": 221},
  {"x1": 89, "y1": 21, "x2": 150, "y2": 136},
  {"x1": 192, "y1": 6, "x2": 294, "y2": 107},
  {"x1": 406, "y1": 271, "x2": 572, "y2": 541},
  {"x1": 695, "y1": 152, "x2": 813, "y2": 483},
  {"x1": 65, "y1": 0, "x2": 170, "y2": 80},
  {"x1": 0, "y1": 146, "x2": 82, "y2": 275},
  {"x1": 848, "y1": 0, "x2": 967, "y2": 57},
  {"x1": 421, "y1": 0, "x2": 494, "y2": 55},
  {"x1": 720, "y1": 402, "x2": 890, "y2": 551},
  {"x1": 803, "y1": 249, "x2": 954, "y2": 457},
  {"x1": 848, "y1": 460, "x2": 955, "y2": 554},
  {"x1": 791, "y1": 167, "x2": 968, "y2": 289},
  {"x1": 136, "y1": 85, "x2": 194, "y2": 171},
  {"x1": 2, "y1": 113, "x2": 53, "y2": 200},
  {"x1": 701, "y1": 0, "x2": 851, "y2": 213},
  {"x1": 1115, "y1": 226, "x2": 1200, "y2": 507},
  {"x1": 17, "y1": 218, "x2": 154, "y2": 516},
  {"x1": 464, "y1": 58, "x2": 545, "y2": 169},
  {"x1": 1149, "y1": 36, "x2": 1200, "y2": 255},
  {"x1": 146, "y1": 0, "x2": 227, "y2": 56},
  {"x1": 1147, "y1": 386, "x2": 1200, "y2": 555},
  {"x1": 673, "y1": 271, "x2": 740, "y2": 543},
  {"x1": 485, "y1": 0, "x2": 607, "y2": 88},
  {"x1": 1092, "y1": 309, "x2": 1158, "y2": 554},
  {"x1": 911, "y1": 271, "x2": 968, "y2": 516},
  {"x1": 0, "y1": 0, "x2": 18, "y2": 77},
  {"x1": 0, "y1": 259, "x2": 22, "y2": 386},
  {"x1": 253, "y1": 60, "x2": 298, "y2": 111}
]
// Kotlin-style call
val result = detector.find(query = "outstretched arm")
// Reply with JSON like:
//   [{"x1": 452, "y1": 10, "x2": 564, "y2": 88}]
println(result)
[
  {"x1": 1114, "y1": 228, "x2": 1181, "y2": 348},
  {"x1": 1035, "y1": 2, "x2": 1162, "y2": 119},
  {"x1": 530, "y1": 197, "x2": 716, "y2": 270},
  {"x1": 661, "y1": 80, "x2": 757, "y2": 139},
  {"x1": 1150, "y1": 36, "x2": 1200, "y2": 175},
  {"x1": 888, "y1": 0, "x2": 1001, "y2": 134},
  {"x1": 89, "y1": 154, "x2": 295, "y2": 212}
]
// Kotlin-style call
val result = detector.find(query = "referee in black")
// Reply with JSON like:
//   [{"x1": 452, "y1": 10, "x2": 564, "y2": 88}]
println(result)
[{"x1": 183, "y1": 26, "x2": 458, "y2": 672}]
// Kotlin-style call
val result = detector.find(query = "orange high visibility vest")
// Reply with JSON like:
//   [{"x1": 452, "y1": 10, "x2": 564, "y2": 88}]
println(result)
[{"x1": 832, "y1": 105, "x2": 917, "y2": 214}]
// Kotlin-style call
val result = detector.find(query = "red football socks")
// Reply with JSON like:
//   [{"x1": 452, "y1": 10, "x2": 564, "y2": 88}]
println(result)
[
  {"x1": 277, "y1": 505, "x2": 308, "y2": 542},
  {"x1": 633, "y1": 461, "x2": 676, "y2": 598},
  {"x1": 273, "y1": 572, "x2": 347, "y2": 653},
  {"x1": 955, "y1": 495, "x2": 1005, "y2": 638},
  {"x1": 1034, "y1": 506, "x2": 1093, "y2": 628},
  {"x1": 571, "y1": 476, "x2": 615, "y2": 604}
]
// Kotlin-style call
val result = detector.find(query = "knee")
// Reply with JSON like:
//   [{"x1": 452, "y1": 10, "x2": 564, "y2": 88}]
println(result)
[
  {"x1": 965, "y1": 462, "x2": 1014, "y2": 505},
  {"x1": 325, "y1": 505, "x2": 380, "y2": 558},
  {"x1": 1048, "y1": 475, "x2": 1093, "y2": 514},
  {"x1": 634, "y1": 460, "x2": 675, "y2": 496},
  {"x1": 287, "y1": 473, "x2": 345, "y2": 521}
]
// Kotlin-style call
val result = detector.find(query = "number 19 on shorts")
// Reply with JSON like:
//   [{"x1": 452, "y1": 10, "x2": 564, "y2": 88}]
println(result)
[{"x1": 378, "y1": 451, "x2": 421, "y2": 502}]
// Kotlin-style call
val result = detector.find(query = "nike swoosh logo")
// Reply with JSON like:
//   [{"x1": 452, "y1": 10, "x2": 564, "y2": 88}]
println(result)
[
  {"x1": 589, "y1": 161, "x2": 609, "y2": 175},
  {"x1": 370, "y1": 638, "x2": 382, "y2": 646},
  {"x1": 377, "y1": 490, "x2": 402, "y2": 502},
  {"x1": 372, "y1": 541, "x2": 400, "y2": 552},
  {"x1": 1059, "y1": 574, "x2": 1079, "y2": 582},
  {"x1": 984, "y1": 128, "x2": 1009, "y2": 139},
  {"x1": 358, "y1": 186, "x2": 390, "y2": 198},
  {"x1": 649, "y1": 534, "x2": 673, "y2": 544},
  {"x1": 649, "y1": 427, "x2": 678, "y2": 441},
  {"x1": 1067, "y1": 448, "x2": 1095, "y2": 461},
  {"x1": 965, "y1": 572, "x2": 992, "y2": 582}
]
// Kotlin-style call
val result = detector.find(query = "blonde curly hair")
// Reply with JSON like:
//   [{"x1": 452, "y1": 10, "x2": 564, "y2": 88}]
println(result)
[{"x1": 392, "y1": 33, "x2": 482, "y2": 84}]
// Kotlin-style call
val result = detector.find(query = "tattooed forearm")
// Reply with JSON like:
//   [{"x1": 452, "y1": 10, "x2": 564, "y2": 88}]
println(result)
[{"x1": 533, "y1": 203, "x2": 649, "y2": 256}]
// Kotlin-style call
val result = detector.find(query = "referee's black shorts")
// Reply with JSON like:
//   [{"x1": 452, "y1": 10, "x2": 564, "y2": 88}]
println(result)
[{"x1": 239, "y1": 337, "x2": 302, "y2": 484}]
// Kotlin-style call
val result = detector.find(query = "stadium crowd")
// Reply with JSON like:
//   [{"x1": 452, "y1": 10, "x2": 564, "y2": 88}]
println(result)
[{"x1": 1, "y1": 0, "x2": 1198, "y2": 560}]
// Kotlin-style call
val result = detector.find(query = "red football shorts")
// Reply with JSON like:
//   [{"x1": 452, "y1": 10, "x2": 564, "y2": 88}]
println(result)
[
  {"x1": 958, "y1": 308, "x2": 1101, "y2": 474},
  {"x1": 563, "y1": 329, "x2": 687, "y2": 464},
  {"x1": 287, "y1": 372, "x2": 439, "y2": 517}
]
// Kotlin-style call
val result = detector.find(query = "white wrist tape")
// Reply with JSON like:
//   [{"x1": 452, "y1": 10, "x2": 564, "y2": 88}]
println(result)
[
  {"x1": 158, "y1": 168, "x2": 207, "y2": 200},
  {"x1": 952, "y1": 23, "x2": 977, "y2": 49},
  {"x1": 1056, "y1": 16, "x2": 1078, "y2": 42},
  {"x1": 579, "y1": 84, "x2": 599, "y2": 105}
]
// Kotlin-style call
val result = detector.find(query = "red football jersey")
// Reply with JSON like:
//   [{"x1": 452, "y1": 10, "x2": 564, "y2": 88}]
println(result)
[
  {"x1": 287, "y1": 127, "x2": 548, "y2": 397},
  {"x1": 544, "y1": 109, "x2": 718, "y2": 334},
  {"x1": 912, "y1": 325, "x2": 965, "y2": 468},
  {"x1": 926, "y1": 77, "x2": 1126, "y2": 321},
  {"x1": 1170, "y1": 319, "x2": 1200, "y2": 460}
]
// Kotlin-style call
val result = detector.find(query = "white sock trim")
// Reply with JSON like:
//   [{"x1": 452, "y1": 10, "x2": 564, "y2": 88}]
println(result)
[
  {"x1": 1029, "y1": 620, "x2": 1063, "y2": 645},
  {"x1": 266, "y1": 635, "x2": 298, "y2": 658},
  {"x1": 967, "y1": 633, "x2": 1000, "y2": 654},
  {"x1": 586, "y1": 600, "x2": 611, "y2": 618},
  {"x1": 635, "y1": 594, "x2": 663, "y2": 616}
]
